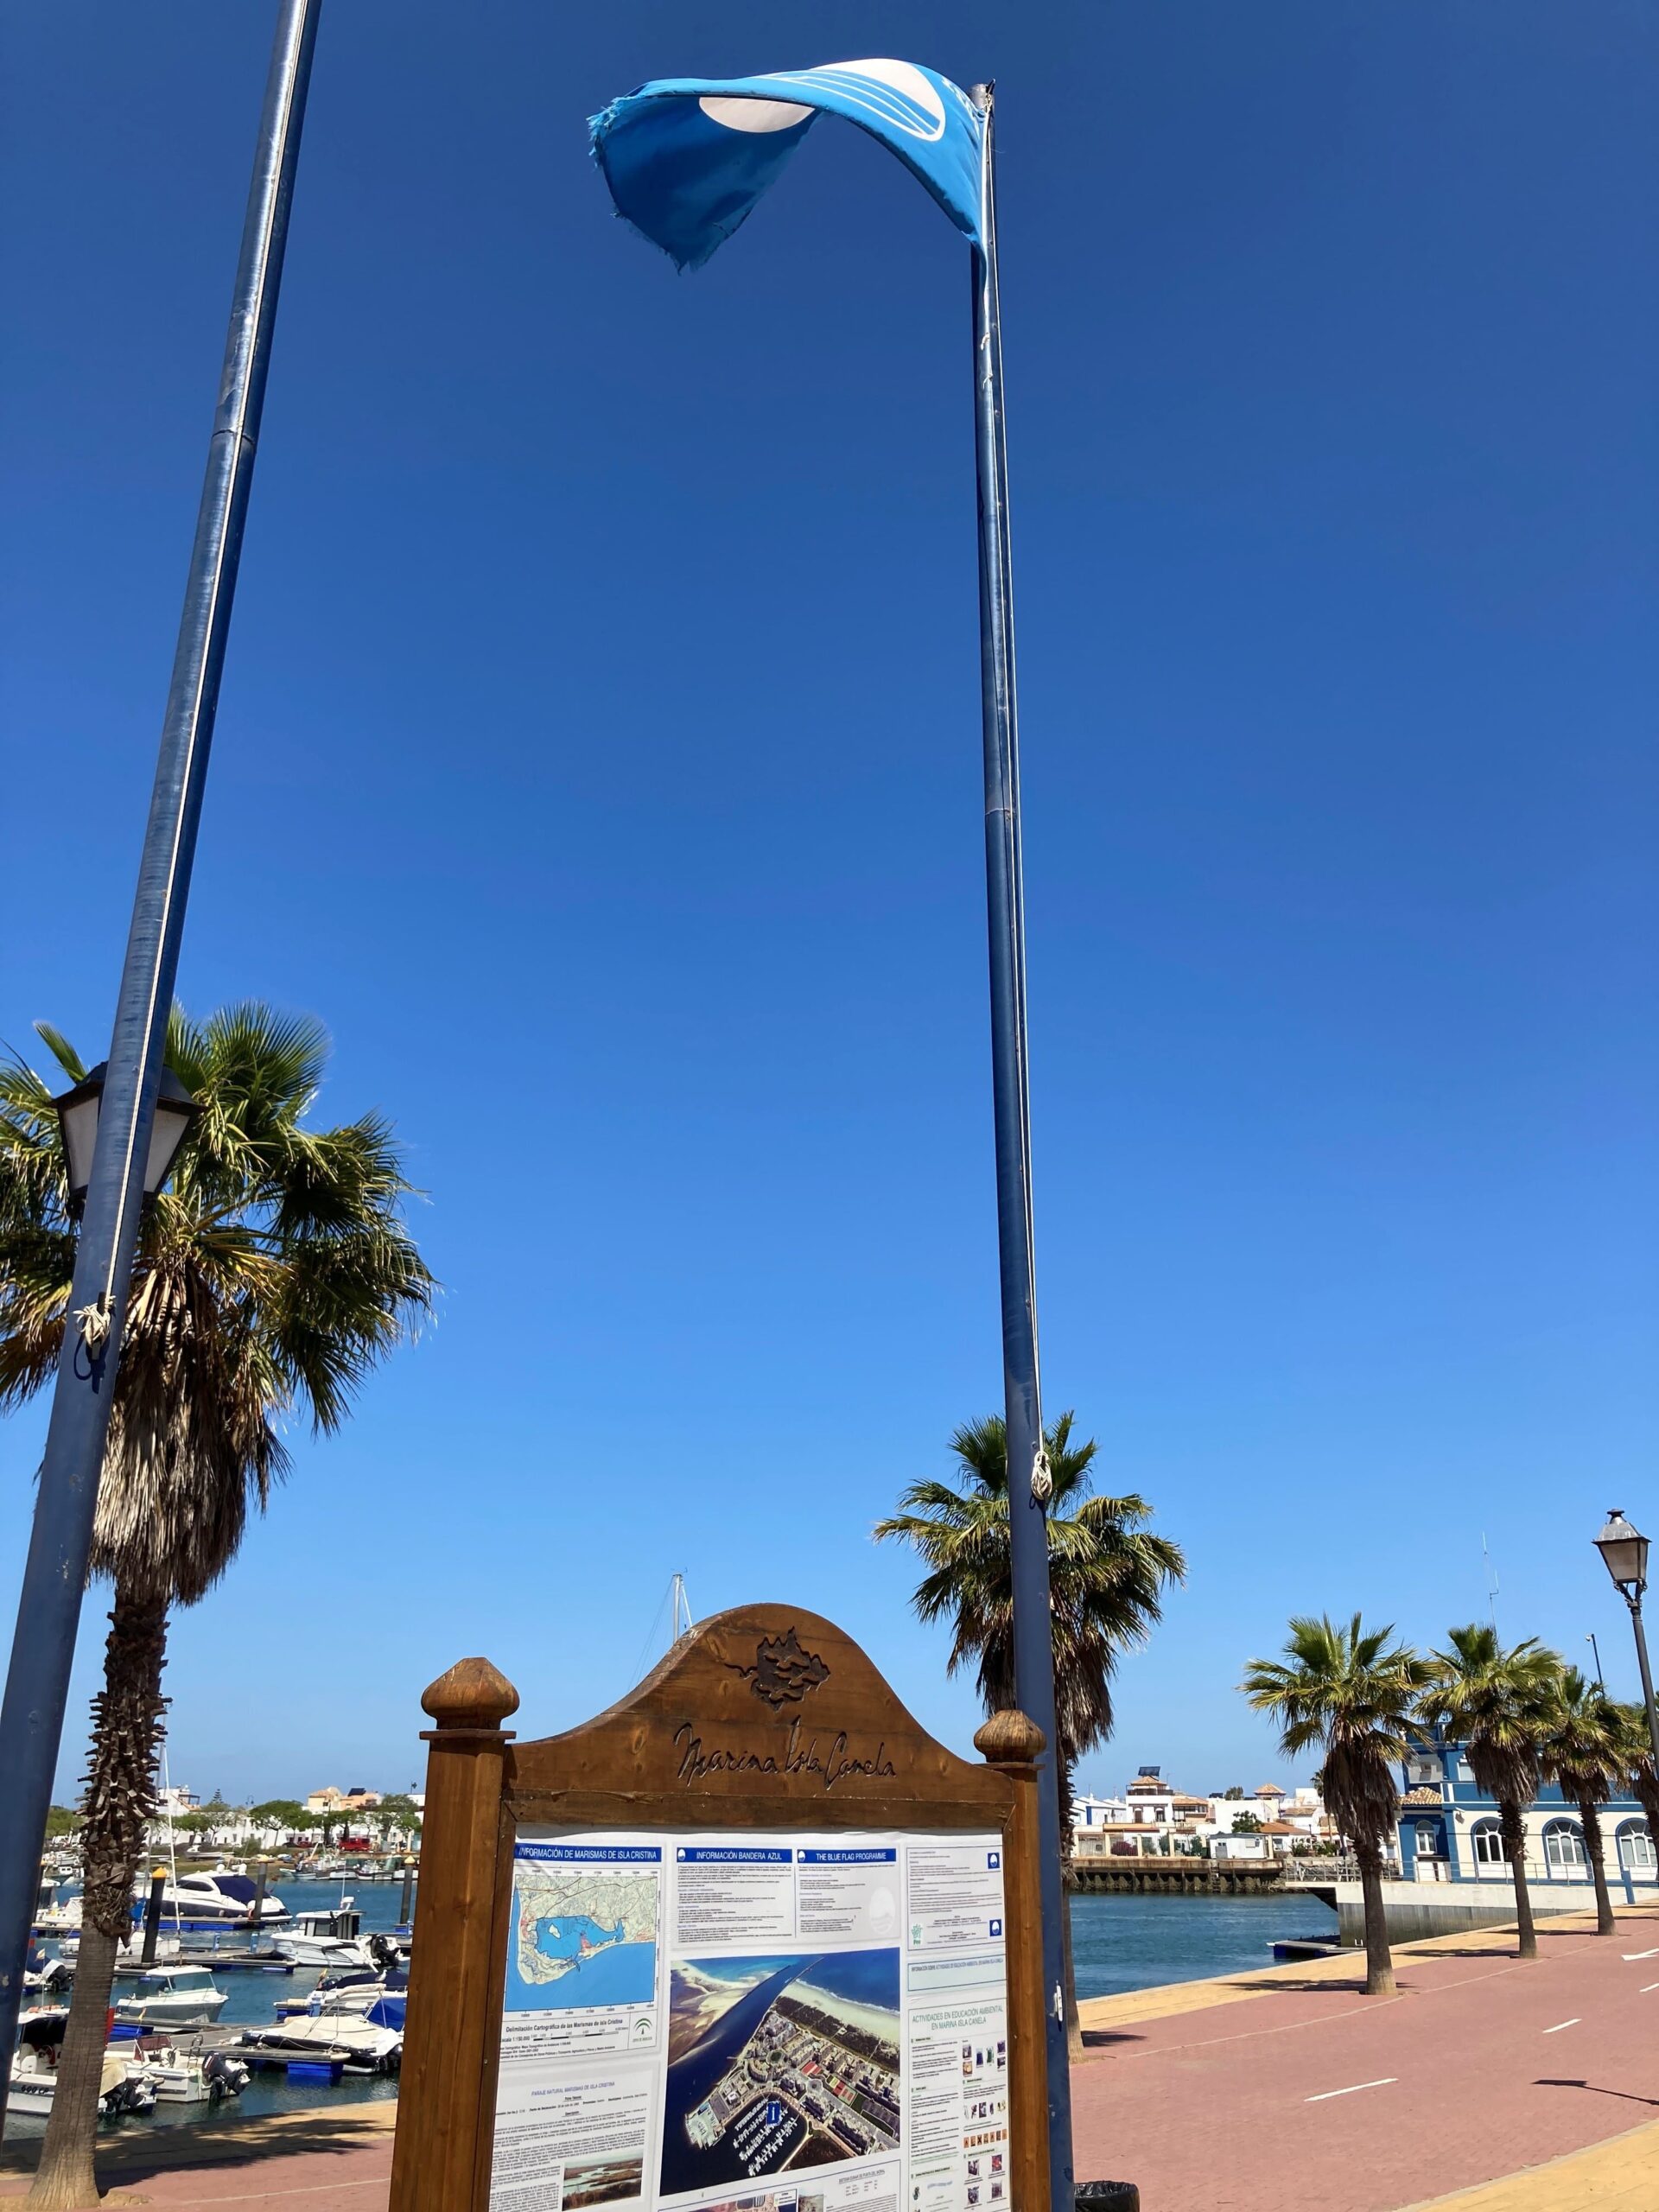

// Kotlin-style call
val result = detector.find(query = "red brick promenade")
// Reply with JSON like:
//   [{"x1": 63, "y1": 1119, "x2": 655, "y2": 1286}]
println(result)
[{"x1": 1072, "y1": 1910, "x2": 1659, "y2": 2209}]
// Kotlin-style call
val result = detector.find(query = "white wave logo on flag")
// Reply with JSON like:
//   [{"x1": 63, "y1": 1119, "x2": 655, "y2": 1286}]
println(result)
[{"x1": 757, "y1": 60, "x2": 949, "y2": 143}]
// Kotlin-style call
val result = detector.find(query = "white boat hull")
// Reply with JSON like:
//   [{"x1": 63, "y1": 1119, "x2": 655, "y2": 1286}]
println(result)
[
  {"x1": 242, "y1": 2016, "x2": 401, "y2": 2069},
  {"x1": 7, "y1": 2053, "x2": 157, "y2": 2116},
  {"x1": 272, "y1": 1934, "x2": 376, "y2": 1968},
  {"x1": 114, "y1": 1993, "x2": 229, "y2": 2028},
  {"x1": 138, "y1": 2053, "x2": 251, "y2": 2103}
]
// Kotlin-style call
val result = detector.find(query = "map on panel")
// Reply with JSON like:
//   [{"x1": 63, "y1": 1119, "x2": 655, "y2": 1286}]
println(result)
[{"x1": 505, "y1": 1866, "x2": 660, "y2": 2012}]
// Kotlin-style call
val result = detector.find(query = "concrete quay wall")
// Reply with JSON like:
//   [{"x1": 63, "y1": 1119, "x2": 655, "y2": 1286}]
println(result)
[{"x1": 1332, "y1": 1878, "x2": 1597, "y2": 1946}]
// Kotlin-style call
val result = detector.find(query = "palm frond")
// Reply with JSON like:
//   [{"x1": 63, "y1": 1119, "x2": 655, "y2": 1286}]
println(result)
[
  {"x1": 1239, "y1": 1612, "x2": 1426, "y2": 1851},
  {"x1": 0, "y1": 1001, "x2": 434, "y2": 1605},
  {"x1": 1419, "y1": 1623, "x2": 1563, "y2": 1810},
  {"x1": 875, "y1": 1411, "x2": 1184, "y2": 1764}
]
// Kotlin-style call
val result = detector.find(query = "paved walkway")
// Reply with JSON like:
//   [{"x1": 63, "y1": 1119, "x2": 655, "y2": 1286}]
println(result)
[
  {"x1": 1402, "y1": 2117, "x2": 1659, "y2": 2209},
  {"x1": 1073, "y1": 1903, "x2": 1659, "y2": 2210},
  {"x1": 7, "y1": 1910, "x2": 1659, "y2": 2207},
  {"x1": 0, "y1": 2101, "x2": 394, "y2": 2206}
]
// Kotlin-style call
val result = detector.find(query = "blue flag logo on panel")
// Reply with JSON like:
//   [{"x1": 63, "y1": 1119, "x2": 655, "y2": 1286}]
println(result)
[{"x1": 589, "y1": 58, "x2": 985, "y2": 270}]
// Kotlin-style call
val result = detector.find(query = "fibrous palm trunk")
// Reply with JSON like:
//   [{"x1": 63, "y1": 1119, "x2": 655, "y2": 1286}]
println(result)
[
  {"x1": 29, "y1": 1586, "x2": 168, "y2": 2210},
  {"x1": 1355, "y1": 1839, "x2": 1395, "y2": 1996},
  {"x1": 1499, "y1": 1797, "x2": 1538, "y2": 1961},
  {"x1": 1578, "y1": 1796, "x2": 1616, "y2": 1937}
]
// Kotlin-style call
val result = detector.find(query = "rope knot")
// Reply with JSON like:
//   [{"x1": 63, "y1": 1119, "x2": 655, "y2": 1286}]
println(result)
[{"x1": 73, "y1": 1297, "x2": 112, "y2": 1351}]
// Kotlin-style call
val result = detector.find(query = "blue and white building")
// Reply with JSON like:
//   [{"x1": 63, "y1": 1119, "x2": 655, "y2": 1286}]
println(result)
[{"x1": 1395, "y1": 1726, "x2": 1658, "y2": 1897}]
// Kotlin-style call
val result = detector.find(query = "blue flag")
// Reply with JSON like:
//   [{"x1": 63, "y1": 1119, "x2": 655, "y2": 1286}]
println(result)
[{"x1": 589, "y1": 59, "x2": 985, "y2": 270}]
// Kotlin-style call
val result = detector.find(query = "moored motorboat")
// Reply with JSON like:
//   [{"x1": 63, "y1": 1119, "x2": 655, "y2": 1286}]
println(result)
[
  {"x1": 127, "y1": 1868, "x2": 288, "y2": 1929},
  {"x1": 272, "y1": 1963, "x2": 407, "y2": 2019},
  {"x1": 113, "y1": 1966, "x2": 229, "y2": 2028},
  {"x1": 241, "y1": 1994, "x2": 404, "y2": 2073},
  {"x1": 270, "y1": 1902, "x2": 382, "y2": 1969},
  {"x1": 9, "y1": 2011, "x2": 157, "y2": 2117},
  {"x1": 129, "y1": 2037, "x2": 251, "y2": 2104}
]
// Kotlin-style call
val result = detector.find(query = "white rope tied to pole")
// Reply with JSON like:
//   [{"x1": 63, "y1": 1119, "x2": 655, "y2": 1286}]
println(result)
[{"x1": 73, "y1": 1298, "x2": 111, "y2": 1351}]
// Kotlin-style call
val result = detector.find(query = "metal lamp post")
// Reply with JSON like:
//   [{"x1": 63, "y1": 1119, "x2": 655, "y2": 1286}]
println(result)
[
  {"x1": 0, "y1": 0, "x2": 321, "y2": 2127},
  {"x1": 1594, "y1": 1509, "x2": 1659, "y2": 1770}
]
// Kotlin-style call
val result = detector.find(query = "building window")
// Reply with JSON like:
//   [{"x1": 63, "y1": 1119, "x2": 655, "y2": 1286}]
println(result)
[
  {"x1": 1414, "y1": 1824, "x2": 1440, "y2": 1859},
  {"x1": 1456, "y1": 1758, "x2": 1474, "y2": 1783},
  {"x1": 1543, "y1": 1821, "x2": 1586, "y2": 1875},
  {"x1": 1471, "y1": 1820, "x2": 1505, "y2": 1867},
  {"x1": 1618, "y1": 1821, "x2": 1656, "y2": 1873}
]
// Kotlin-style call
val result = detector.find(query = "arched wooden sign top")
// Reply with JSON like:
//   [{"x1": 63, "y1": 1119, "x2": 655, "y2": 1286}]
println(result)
[
  {"x1": 510, "y1": 1605, "x2": 1018, "y2": 1826},
  {"x1": 390, "y1": 1605, "x2": 1050, "y2": 2212}
]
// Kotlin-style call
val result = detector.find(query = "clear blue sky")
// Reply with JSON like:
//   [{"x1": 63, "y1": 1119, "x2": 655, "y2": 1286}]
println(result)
[{"x1": 3, "y1": 2, "x2": 1655, "y2": 1807}]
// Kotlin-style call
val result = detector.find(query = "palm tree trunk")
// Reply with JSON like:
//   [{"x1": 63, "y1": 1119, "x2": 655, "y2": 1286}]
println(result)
[
  {"x1": 26, "y1": 1920, "x2": 118, "y2": 2211},
  {"x1": 1579, "y1": 1796, "x2": 1616, "y2": 1937},
  {"x1": 1499, "y1": 1797, "x2": 1538, "y2": 1961},
  {"x1": 1355, "y1": 1840, "x2": 1395, "y2": 1996},
  {"x1": 30, "y1": 1584, "x2": 169, "y2": 2209}
]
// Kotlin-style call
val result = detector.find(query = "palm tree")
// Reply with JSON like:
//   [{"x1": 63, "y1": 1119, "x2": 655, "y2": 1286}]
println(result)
[
  {"x1": 1240, "y1": 1615, "x2": 1427, "y2": 1996},
  {"x1": 1611, "y1": 1703, "x2": 1659, "y2": 1878},
  {"x1": 874, "y1": 1412, "x2": 1184, "y2": 2058},
  {"x1": 1420, "y1": 1625, "x2": 1561, "y2": 1962},
  {"x1": 1538, "y1": 1669, "x2": 1621, "y2": 1936},
  {"x1": 0, "y1": 1005, "x2": 433, "y2": 2208}
]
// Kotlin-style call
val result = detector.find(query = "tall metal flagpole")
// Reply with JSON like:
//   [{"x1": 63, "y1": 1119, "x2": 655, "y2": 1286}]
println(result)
[
  {"x1": 0, "y1": 0, "x2": 321, "y2": 2121},
  {"x1": 968, "y1": 83, "x2": 1074, "y2": 2209}
]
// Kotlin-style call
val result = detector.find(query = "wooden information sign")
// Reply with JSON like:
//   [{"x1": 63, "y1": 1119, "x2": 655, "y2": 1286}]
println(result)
[{"x1": 389, "y1": 1605, "x2": 1050, "y2": 2212}]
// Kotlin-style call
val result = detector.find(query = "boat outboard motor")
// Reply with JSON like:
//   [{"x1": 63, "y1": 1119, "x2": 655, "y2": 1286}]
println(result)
[
  {"x1": 368, "y1": 1932, "x2": 401, "y2": 1973},
  {"x1": 101, "y1": 2075, "x2": 155, "y2": 2117},
  {"x1": 203, "y1": 2048, "x2": 251, "y2": 2102}
]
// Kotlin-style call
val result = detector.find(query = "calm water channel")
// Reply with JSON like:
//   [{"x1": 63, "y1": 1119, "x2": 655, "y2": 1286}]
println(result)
[
  {"x1": 1069, "y1": 1890, "x2": 1338, "y2": 2000},
  {"x1": 6, "y1": 1883, "x2": 1338, "y2": 2144}
]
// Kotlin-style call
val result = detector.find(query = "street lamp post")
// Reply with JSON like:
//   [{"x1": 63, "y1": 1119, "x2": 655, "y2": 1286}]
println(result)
[
  {"x1": 0, "y1": 0, "x2": 321, "y2": 2129},
  {"x1": 1593, "y1": 1509, "x2": 1659, "y2": 1770}
]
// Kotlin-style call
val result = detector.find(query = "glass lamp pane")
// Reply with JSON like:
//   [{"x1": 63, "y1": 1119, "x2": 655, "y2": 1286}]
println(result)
[
  {"x1": 60, "y1": 1093, "x2": 101, "y2": 1198},
  {"x1": 1597, "y1": 1513, "x2": 1649, "y2": 1589},
  {"x1": 144, "y1": 1099, "x2": 194, "y2": 1195}
]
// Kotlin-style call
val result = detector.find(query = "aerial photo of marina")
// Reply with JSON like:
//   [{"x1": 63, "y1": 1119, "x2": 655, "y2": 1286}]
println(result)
[{"x1": 660, "y1": 1952, "x2": 900, "y2": 2197}]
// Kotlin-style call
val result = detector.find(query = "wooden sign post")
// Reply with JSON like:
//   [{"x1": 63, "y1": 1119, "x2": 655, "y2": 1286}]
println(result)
[{"x1": 390, "y1": 1605, "x2": 1050, "y2": 2212}]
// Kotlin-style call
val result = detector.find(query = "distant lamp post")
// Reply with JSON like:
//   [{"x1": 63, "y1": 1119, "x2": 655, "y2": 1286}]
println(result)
[
  {"x1": 53, "y1": 1062, "x2": 199, "y2": 1205},
  {"x1": 1594, "y1": 1508, "x2": 1659, "y2": 1770}
]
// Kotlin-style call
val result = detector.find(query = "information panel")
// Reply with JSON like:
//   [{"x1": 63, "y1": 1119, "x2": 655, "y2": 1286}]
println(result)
[{"x1": 491, "y1": 1826, "x2": 1010, "y2": 2212}]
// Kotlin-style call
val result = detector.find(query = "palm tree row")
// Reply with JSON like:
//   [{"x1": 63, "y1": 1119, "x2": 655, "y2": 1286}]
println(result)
[{"x1": 1242, "y1": 1615, "x2": 1656, "y2": 1999}]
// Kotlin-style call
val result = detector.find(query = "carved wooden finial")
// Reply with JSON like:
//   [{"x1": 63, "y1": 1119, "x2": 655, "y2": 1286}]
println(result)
[
  {"x1": 422, "y1": 1656, "x2": 520, "y2": 1731},
  {"x1": 974, "y1": 1709, "x2": 1046, "y2": 1764}
]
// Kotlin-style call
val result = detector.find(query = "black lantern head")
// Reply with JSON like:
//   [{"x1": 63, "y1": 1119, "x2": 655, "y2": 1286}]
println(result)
[
  {"x1": 53, "y1": 1062, "x2": 200, "y2": 1205},
  {"x1": 1595, "y1": 1508, "x2": 1649, "y2": 1599}
]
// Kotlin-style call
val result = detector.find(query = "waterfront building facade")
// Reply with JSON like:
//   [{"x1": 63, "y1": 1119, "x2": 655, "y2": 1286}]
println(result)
[
  {"x1": 1396, "y1": 1727, "x2": 1659, "y2": 1896},
  {"x1": 1072, "y1": 1767, "x2": 1332, "y2": 1859},
  {"x1": 305, "y1": 1784, "x2": 384, "y2": 1814}
]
